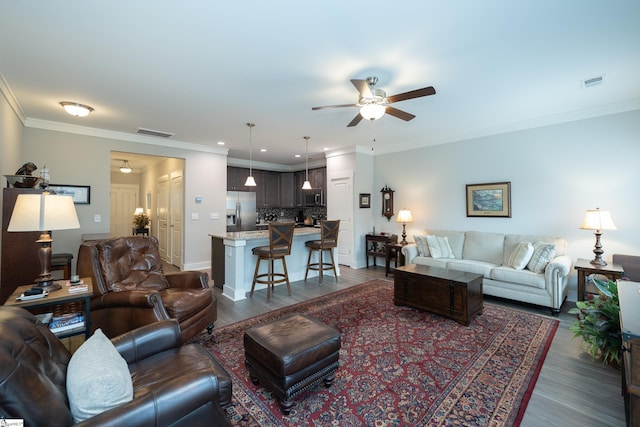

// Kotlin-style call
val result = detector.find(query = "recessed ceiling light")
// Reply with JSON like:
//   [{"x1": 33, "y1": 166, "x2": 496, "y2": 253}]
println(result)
[
  {"x1": 217, "y1": 141, "x2": 225, "y2": 145},
  {"x1": 294, "y1": 154, "x2": 301, "y2": 158},
  {"x1": 323, "y1": 147, "x2": 329, "y2": 151},
  {"x1": 260, "y1": 148, "x2": 267, "y2": 152}
]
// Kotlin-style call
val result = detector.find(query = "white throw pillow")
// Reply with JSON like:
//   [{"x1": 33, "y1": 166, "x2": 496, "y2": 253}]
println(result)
[
  {"x1": 67, "y1": 329, "x2": 133, "y2": 423},
  {"x1": 508, "y1": 242, "x2": 534, "y2": 270},
  {"x1": 426, "y1": 235, "x2": 455, "y2": 259},
  {"x1": 526, "y1": 241, "x2": 556, "y2": 273},
  {"x1": 414, "y1": 235, "x2": 430, "y2": 257}
]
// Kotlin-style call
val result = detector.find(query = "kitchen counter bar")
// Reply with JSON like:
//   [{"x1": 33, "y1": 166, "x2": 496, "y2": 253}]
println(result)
[{"x1": 210, "y1": 227, "x2": 338, "y2": 301}]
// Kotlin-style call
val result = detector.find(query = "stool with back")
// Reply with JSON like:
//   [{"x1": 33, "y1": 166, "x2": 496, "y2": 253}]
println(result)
[
  {"x1": 305, "y1": 219, "x2": 340, "y2": 284},
  {"x1": 250, "y1": 222, "x2": 295, "y2": 302}
]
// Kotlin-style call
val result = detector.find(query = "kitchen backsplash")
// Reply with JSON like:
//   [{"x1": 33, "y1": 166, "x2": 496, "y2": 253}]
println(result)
[{"x1": 257, "y1": 206, "x2": 327, "y2": 223}]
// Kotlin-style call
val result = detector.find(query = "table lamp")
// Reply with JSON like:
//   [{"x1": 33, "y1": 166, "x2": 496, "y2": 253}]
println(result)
[
  {"x1": 396, "y1": 209, "x2": 413, "y2": 245},
  {"x1": 579, "y1": 207, "x2": 616, "y2": 266},
  {"x1": 7, "y1": 192, "x2": 80, "y2": 291}
]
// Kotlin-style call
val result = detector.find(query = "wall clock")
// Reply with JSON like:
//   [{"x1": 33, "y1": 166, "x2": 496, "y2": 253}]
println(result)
[{"x1": 381, "y1": 185, "x2": 394, "y2": 221}]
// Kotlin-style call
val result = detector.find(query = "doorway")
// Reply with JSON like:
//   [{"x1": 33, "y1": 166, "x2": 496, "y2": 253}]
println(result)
[{"x1": 328, "y1": 174, "x2": 353, "y2": 267}]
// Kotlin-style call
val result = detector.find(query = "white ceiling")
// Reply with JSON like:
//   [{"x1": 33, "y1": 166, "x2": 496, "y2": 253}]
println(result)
[{"x1": 2, "y1": 1, "x2": 639, "y2": 167}]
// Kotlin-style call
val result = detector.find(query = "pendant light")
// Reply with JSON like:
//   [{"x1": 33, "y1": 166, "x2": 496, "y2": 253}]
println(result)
[
  {"x1": 302, "y1": 136, "x2": 312, "y2": 190},
  {"x1": 244, "y1": 122, "x2": 257, "y2": 186}
]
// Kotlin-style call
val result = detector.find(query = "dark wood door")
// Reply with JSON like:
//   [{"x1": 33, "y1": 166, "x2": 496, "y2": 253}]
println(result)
[{"x1": 1, "y1": 188, "x2": 44, "y2": 303}]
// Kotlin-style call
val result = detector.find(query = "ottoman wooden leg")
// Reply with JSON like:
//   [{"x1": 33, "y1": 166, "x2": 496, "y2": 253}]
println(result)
[
  {"x1": 323, "y1": 373, "x2": 335, "y2": 387},
  {"x1": 249, "y1": 373, "x2": 259, "y2": 385},
  {"x1": 279, "y1": 399, "x2": 294, "y2": 415}
]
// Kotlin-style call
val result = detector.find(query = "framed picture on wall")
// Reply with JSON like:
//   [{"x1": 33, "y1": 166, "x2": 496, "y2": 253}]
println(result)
[
  {"x1": 466, "y1": 182, "x2": 511, "y2": 217},
  {"x1": 359, "y1": 193, "x2": 371, "y2": 208},
  {"x1": 48, "y1": 184, "x2": 91, "y2": 204}
]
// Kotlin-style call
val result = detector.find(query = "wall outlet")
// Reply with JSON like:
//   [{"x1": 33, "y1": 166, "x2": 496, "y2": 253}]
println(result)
[
  {"x1": 211, "y1": 212, "x2": 219, "y2": 220},
  {"x1": 94, "y1": 214, "x2": 101, "y2": 223},
  {"x1": 191, "y1": 212, "x2": 199, "y2": 220}
]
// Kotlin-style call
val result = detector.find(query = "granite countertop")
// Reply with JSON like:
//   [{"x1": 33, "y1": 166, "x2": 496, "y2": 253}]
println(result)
[{"x1": 210, "y1": 227, "x2": 320, "y2": 241}]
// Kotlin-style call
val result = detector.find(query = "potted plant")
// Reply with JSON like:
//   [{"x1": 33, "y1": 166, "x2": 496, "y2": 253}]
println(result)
[
  {"x1": 568, "y1": 278, "x2": 622, "y2": 366},
  {"x1": 133, "y1": 212, "x2": 150, "y2": 230}
]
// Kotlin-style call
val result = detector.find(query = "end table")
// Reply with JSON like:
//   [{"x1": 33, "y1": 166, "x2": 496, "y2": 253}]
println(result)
[{"x1": 574, "y1": 258, "x2": 624, "y2": 301}]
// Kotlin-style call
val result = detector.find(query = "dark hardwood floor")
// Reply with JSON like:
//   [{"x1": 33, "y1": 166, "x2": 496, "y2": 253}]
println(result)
[{"x1": 199, "y1": 264, "x2": 626, "y2": 426}]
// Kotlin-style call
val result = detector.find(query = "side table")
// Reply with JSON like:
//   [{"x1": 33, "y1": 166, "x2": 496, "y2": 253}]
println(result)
[
  {"x1": 574, "y1": 258, "x2": 624, "y2": 301},
  {"x1": 3, "y1": 278, "x2": 93, "y2": 339},
  {"x1": 365, "y1": 234, "x2": 397, "y2": 268},
  {"x1": 386, "y1": 242, "x2": 406, "y2": 277}
]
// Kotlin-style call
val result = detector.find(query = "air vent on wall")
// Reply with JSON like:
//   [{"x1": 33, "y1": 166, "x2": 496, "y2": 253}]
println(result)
[
  {"x1": 581, "y1": 75, "x2": 605, "y2": 89},
  {"x1": 136, "y1": 127, "x2": 175, "y2": 138}
]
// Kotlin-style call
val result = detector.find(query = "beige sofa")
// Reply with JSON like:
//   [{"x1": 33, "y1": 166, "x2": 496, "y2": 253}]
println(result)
[{"x1": 401, "y1": 229, "x2": 572, "y2": 315}]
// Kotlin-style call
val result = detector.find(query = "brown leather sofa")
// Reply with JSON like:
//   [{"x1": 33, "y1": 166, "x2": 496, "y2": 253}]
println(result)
[
  {"x1": 77, "y1": 236, "x2": 215, "y2": 343},
  {"x1": 0, "y1": 306, "x2": 231, "y2": 426}
]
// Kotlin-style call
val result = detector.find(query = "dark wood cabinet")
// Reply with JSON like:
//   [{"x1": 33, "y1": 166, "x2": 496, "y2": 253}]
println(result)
[
  {"x1": 1, "y1": 188, "x2": 44, "y2": 304},
  {"x1": 226, "y1": 166, "x2": 326, "y2": 208},
  {"x1": 280, "y1": 172, "x2": 295, "y2": 208},
  {"x1": 227, "y1": 166, "x2": 250, "y2": 191}
]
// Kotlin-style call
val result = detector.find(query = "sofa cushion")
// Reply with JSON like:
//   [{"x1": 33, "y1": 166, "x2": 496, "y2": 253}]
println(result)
[
  {"x1": 508, "y1": 242, "x2": 534, "y2": 270},
  {"x1": 414, "y1": 235, "x2": 430, "y2": 257},
  {"x1": 462, "y1": 231, "x2": 505, "y2": 264},
  {"x1": 491, "y1": 266, "x2": 547, "y2": 289},
  {"x1": 503, "y1": 234, "x2": 567, "y2": 265},
  {"x1": 426, "y1": 230, "x2": 466, "y2": 259},
  {"x1": 446, "y1": 259, "x2": 496, "y2": 278},
  {"x1": 426, "y1": 235, "x2": 455, "y2": 259},
  {"x1": 527, "y1": 241, "x2": 556, "y2": 273},
  {"x1": 67, "y1": 328, "x2": 133, "y2": 423},
  {"x1": 412, "y1": 256, "x2": 449, "y2": 269}
]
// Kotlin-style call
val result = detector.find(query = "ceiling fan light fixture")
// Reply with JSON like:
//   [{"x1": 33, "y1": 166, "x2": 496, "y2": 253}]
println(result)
[
  {"x1": 60, "y1": 101, "x2": 94, "y2": 117},
  {"x1": 360, "y1": 103, "x2": 386, "y2": 120},
  {"x1": 119, "y1": 160, "x2": 132, "y2": 173}
]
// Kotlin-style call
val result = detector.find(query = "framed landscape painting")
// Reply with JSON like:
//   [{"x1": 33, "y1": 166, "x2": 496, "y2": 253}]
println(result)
[{"x1": 466, "y1": 182, "x2": 511, "y2": 217}]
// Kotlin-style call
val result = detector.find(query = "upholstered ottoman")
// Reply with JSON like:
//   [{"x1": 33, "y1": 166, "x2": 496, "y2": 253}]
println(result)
[{"x1": 243, "y1": 313, "x2": 341, "y2": 414}]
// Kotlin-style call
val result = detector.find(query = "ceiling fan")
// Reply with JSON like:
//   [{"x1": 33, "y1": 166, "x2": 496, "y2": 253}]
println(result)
[{"x1": 312, "y1": 76, "x2": 436, "y2": 127}]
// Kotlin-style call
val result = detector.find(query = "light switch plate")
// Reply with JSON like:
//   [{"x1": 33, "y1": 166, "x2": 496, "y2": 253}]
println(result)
[{"x1": 191, "y1": 212, "x2": 199, "y2": 220}]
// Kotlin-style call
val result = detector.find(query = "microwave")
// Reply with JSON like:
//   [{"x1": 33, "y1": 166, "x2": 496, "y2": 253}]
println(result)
[{"x1": 304, "y1": 190, "x2": 324, "y2": 206}]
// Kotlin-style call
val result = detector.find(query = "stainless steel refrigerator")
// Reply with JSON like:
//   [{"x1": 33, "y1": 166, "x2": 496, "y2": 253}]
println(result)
[{"x1": 226, "y1": 191, "x2": 257, "y2": 232}]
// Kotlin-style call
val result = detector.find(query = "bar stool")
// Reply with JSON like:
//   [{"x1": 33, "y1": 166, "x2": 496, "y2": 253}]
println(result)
[
  {"x1": 305, "y1": 220, "x2": 340, "y2": 284},
  {"x1": 251, "y1": 222, "x2": 295, "y2": 302}
]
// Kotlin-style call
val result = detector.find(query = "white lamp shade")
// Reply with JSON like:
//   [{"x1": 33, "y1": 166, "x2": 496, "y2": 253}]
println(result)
[
  {"x1": 244, "y1": 175, "x2": 257, "y2": 186},
  {"x1": 8, "y1": 194, "x2": 80, "y2": 232},
  {"x1": 134, "y1": 207, "x2": 144, "y2": 215},
  {"x1": 579, "y1": 208, "x2": 617, "y2": 231},
  {"x1": 396, "y1": 209, "x2": 414, "y2": 223},
  {"x1": 302, "y1": 180, "x2": 312, "y2": 190},
  {"x1": 360, "y1": 104, "x2": 386, "y2": 120}
]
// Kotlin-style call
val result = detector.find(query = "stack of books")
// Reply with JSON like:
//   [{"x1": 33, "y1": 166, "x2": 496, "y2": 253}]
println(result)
[
  {"x1": 66, "y1": 280, "x2": 89, "y2": 293},
  {"x1": 49, "y1": 311, "x2": 85, "y2": 334}
]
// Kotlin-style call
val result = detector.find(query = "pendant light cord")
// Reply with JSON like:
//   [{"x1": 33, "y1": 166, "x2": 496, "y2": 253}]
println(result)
[{"x1": 247, "y1": 122, "x2": 255, "y2": 174}]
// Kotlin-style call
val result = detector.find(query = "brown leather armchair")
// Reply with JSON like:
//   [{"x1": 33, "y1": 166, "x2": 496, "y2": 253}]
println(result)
[
  {"x1": 0, "y1": 306, "x2": 231, "y2": 426},
  {"x1": 77, "y1": 236, "x2": 215, "y2": 343}
]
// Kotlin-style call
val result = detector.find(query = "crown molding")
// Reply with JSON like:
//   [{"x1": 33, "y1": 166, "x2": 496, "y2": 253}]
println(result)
[{"x1": 0, "y1": 73, "x2": 26, "y2": 123}]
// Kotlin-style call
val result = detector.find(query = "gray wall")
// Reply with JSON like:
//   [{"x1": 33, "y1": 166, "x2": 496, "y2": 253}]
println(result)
[{"x1": 371, "y1": 109, "x2": 640, "y2": 298}]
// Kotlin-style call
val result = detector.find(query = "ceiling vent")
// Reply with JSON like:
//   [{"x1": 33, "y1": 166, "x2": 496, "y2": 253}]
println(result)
[
  {"x1": 137, "y1": 127, "x2": 175, "y2": 138},
  {"x1": 581, "y1": 75, "x2": 605, "y2": 89}
]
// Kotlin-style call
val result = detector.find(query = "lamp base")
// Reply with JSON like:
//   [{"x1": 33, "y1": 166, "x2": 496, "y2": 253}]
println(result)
[
  {"x1": 589, "y1": 258, "x2": 608, "y2": 267},
  {"x1": 34, "y1": 276, "x2": 61, "y2": 292}
]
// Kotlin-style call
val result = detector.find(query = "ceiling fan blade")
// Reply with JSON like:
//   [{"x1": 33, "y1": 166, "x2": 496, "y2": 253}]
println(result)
[
  {"x1": 312, "y1": 103, "x2": 357, "y2": 110},
  {"x1": 385, "y1": 106, "x2": 416, "y2": 121},
  {"x1": 347, "y1": 113, "x2": 364, "y2": 127},
  {"x1": 387, "y1": 86, "x2": 436, "y2": 104},
  {"x1": 351, "y1": 79, "x2": 373, "y2": 98}
]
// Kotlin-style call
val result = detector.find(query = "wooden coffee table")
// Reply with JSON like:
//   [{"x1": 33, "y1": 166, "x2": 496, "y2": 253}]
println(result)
[{"x1": 393, "y1": 264, "x2": 483, "y2": 326}]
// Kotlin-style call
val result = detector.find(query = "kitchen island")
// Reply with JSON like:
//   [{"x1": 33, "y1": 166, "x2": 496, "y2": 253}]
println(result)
[{"x1": 210, "y1": 227, "x2": 339, "y2": 301}]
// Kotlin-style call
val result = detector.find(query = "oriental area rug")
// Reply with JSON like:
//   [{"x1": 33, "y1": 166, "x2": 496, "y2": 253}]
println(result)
[{"x1": 194, "y1": 279, "x2": 558, "y2": 426}]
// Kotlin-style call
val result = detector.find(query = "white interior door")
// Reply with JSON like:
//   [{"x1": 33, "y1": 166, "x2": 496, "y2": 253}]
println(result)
[
  {"x1": 157, "y1": 175, "x2": 169, "y2": 261},
  {"x1": 170, "y1": 170, "x2": 183, "y2": 267},
  {"x1": 110, "y1": 184, "x2": 139, "y2": 237},
  {"x1": 328, "y1": 175, "x2": 353, "y2": 266}
]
